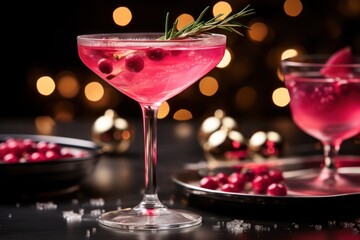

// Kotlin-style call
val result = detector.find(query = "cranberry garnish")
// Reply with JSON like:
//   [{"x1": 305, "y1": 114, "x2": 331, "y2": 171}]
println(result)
[
  {"x1": 267, "y1": 182, "x2": 288, "y2": 196},
  {"x1": 251, "y1": 165, "x2": 269, "y2": 176},
  {"x1": 45, "y1": 150, "x2": 61, "y2": 160},
  {"x1": 124, "y1": 53, "x2": 144, "y2": 72},
  {"x1": 97, "y1": 58, "x2": 113, "y2": 74},
  {"x1": 252, "y1": 175, "x2": 271, "y2": 194},
  {"x1": 146, "y1": 48, "x2": 167, "y2": 61},
  {"x1": 199, "y1": 176, "x2": 219, "y2": 190}
]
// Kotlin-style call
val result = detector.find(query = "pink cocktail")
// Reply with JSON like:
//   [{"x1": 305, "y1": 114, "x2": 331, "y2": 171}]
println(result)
[
  {"x1": 78, "y1": 33, "x2": 225, "y2": 104},
  {"x1": 77, "y1": 33, "x2": 226, "y2": 230},
  {"x1": 282, "y1": 54, "x2": 360, "y2": 195}
]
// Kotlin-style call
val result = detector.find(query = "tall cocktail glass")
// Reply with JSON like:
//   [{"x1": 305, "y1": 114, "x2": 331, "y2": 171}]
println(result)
[
  {"x1": 77, "y1": 32, "x2": 226, "y2": 230},
  {"x1": 281, "y1": 55, "x2": 360, "y2": 195}
]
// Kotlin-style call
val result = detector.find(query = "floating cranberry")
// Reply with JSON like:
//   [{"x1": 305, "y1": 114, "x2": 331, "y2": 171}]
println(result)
[
  {"x1": 267, "y1": 182, "x2": 287, "y2": 196},
  {"x1": 45, "y1": 150, "x2": 61, "y2": 160},
  {"x1": 124, "y1": 54, "x2": 144, "y2": 72},
  {"x1": 252, "y1": 175, "x2": 271, "y2": 194},
  {"x1": 199, "y1": 176, "x2": 219, "y2": 190},
  {"x1": 146, "y1": 48, "x2": 167, "y2": 61},
  {"x1": 97, "y1": 58, "x2": 113, "y2": 74},
  {"x1": 251, "y1": 165, "x2": 269, "y2": 176}
]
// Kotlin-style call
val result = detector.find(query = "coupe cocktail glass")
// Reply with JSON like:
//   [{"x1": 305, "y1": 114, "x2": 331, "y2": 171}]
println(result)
[
  {"x1": 77, "y1": 33, "x2": 226, "y2": 230},
  {"x1": 281, "y1": 55, "x2": 360, "y2": 195}
]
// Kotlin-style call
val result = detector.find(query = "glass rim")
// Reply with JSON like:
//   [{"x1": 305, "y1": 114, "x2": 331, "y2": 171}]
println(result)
[
  {"x1": 281, "y1": 55, "x2": 360, "y2": 67},
  {"x1": 77, "y1": 32, "x2": 226, "y2": 47}
]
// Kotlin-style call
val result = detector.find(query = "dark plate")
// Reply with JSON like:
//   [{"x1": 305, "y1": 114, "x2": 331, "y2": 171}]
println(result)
[
  {"x1": 172, "y1": 155, "x2": 360, "y2": 220},
  {"x1": 0, "y1": 134, "x2": 101, "y2": 199}
]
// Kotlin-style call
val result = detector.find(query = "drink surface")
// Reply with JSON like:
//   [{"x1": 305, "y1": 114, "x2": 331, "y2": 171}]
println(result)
[
  {"x1": 78, "y1": 34, "x2": 226, "y2": 105},
  {"x1": 285, "y1": 74, "x2": 360, "y2": 144}
]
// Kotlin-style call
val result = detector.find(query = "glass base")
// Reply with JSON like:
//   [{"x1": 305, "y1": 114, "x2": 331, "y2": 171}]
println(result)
[
  {"x1": 286, "y1": 167, "x2": 360, "y2": 196},
  {"x1": 98, "y1": 208, "x2": 202, "y2": 231}
]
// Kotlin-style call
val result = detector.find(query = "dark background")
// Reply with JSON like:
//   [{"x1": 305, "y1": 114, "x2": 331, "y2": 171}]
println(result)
[{"x1": 3, "y1": 0, "x2": 360, "y2": 121}]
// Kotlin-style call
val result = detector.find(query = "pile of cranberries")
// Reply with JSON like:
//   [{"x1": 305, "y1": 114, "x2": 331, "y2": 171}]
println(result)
[
  {"x1": 199, "y1": 165, "x2": 288, "y2": 196},
  {"x1": 0, "y1": 138, "x2": 88, "y2": 164}
]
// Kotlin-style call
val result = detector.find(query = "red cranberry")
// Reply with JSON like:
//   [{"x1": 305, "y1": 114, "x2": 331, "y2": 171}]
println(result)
[
  {"x1": 268, "y1": 169, "x2": 284, "y2": 183},
  {"x1": 242, "y1": 168, "x2": 255, "y2": 182},
  {"x1": 97, "y1": 58, "x2": 113, "y2": 74},
  {"x1": 220, "y1": 183, "x2": 240, "y2": 193},
  {"x1": 199, "y1": 176, "x2": 219, "y2": 190},
  {"x1": 252, "y1": 175, "x2": 271, "y2": 194},
  {"x1": 3, "y1": 153, "x2": 19, "y2": 163},
  {"x1": 228, "y1": 172, "x2": 246, "y2": 191},
  {"x1": 124, "y1": 54, "x2": 144, "y2": 72},
  {"x1": 45, "y1": 150, "x2": 61, "y2": 160},
  {"x1": 6, "y1": 140, "x2": 22, "y2": 157},
  {"x1": 267, "y1": 182, "x2": 288, "y2": 196},
  {"x1": 29, "y1": 152, "x2": 47, "y2": 162},
  {"x1": 60, "y1": 148, "x2": 75, "y2": 158},
  {"x1": 146, "y1": 48, "x2": 167, "y2": 61},
  {"x1": 215, "y1": 172, "x2": 229, "y2": 185},
  {"x1": 251, "y1": 165, "x2": 269, "y2": 176},
  {"x1": 21, "y1": 139, "x2": 36, "y2": 153}
]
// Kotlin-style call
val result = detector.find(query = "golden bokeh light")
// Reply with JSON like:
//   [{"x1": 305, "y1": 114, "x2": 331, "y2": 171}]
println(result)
[
  {"x1": 53, "y1": 101, "x2": 74, "y2": 121},
  {"x1": 248, "y1": 22, "x2": 268, "y2": 42},
  {"x1": 57, "y1": 72, "x2": 80, "y2": 98},
  {"x1": 199, "y1": 76, "x2": 219, "y2": 96},
  {"x1": 176, "y1": 13, "x2": 194, "y2": 30},
  {"x1": 37, "y1": 76, "x2": 55, "y2": 96},
  {"x1": 235, "y1": 86, "x2": 257, "y2": 110},
  {"x1": 281, "y1": 49, "x2": 298, "y2": 60},
  {"x1": 217, "y1": 48, "x2": 232, "y2": 68},
  {"x1": 157, "y1": 101, "x2": 170, "y2": 119},
  {"x1": 35, "y1": 116, "x2": 56, "y2": 135},
  {"x1": 284, "y1": 0, "x2": 303, "y2": 17},
  {"x1": 85, "y1": 81, "x2": 104, "y2": 102},
  {"x1": 173, "y1": 109, "x2": 193, "y2": 121},
  {"x1": 113, "y1": 6, "x2": 132, "y2": 26},
  {"x1": 272, "y1": 87, "x2": 290, "y2": 107},
  {"x1": 213, "y1": 1, "x2": 232, "y2": 19}
]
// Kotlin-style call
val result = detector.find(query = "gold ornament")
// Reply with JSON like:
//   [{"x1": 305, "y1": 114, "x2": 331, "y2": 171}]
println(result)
[
  {"x1": 248, "y1": 131, "x2": 284, "y2": 159},
  {"x1": 203, "y1": 128, "x2": 248, "y2": 166},
  {"x1": 198, "y1": 109, "x2": 237, "y2": 146},
  {"x1": 92, "y1": 109, "x2": 135, "y2": 154}
]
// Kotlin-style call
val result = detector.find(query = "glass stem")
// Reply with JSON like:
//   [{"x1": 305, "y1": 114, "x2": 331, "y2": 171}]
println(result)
[
  {"x1": 319, "y1": 142, "x2": 340, "y2": 186},
  {"x1": 135, "y1": 104, "x2": 167, "y2": 213}
]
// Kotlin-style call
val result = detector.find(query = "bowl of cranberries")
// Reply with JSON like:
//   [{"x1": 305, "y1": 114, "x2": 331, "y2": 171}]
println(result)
[{"x1": 0, "y1": 134, "x2": 101, "y2": 197}]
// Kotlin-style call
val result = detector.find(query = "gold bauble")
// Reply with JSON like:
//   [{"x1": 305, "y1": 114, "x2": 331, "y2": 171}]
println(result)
[
  {"x1": 92, "y1": 109, "x2": 135, "y2": 154},
  {"x1": 198, "y1": 109, "x2": 237, "y2": 146},
  {"x1": 203, "y1": 128, "x2": 248, "y2": 166},
  {"x1": 248, "y1": 131, "x2": 284, "y2": 159}
]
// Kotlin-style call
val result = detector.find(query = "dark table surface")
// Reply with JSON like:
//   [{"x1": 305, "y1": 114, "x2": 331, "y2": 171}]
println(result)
[{"x1": 0, "y1": 118, "x2": 359, "y2": 240}]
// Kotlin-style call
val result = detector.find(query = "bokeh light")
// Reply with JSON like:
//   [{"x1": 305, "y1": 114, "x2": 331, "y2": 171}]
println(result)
[
  {"x1": 213, "y1": 1, "x2": 232, "y2": 19},
  {"x1": 248, "y1": 22, "x2": 268, "y2": 42},
  {"x1": 176, "y1": 13, "x2": 194, "y2": 30},
  {"x1": 272, "y1": 87, "x2": 290, "y2": 107},
  {"x1": 173, "y1": 109, "x2": 193, "y2": 121},
  {"x1": 157, "y1": 101, "x2": 170, "y2": 119},
  {"x1": 199, "y1": 76, "x2": 219, "y2": 96},
  {"x1": 57, "y1": 71, "x2": 80, "y2": 99},
  {"x1": 37, "y1": 76, "x2": 55, "y2": 96},
  {"x1": 113, "y1": 6, "x2": 132, "y2": 26},
  {"x1": 217, "y1": 49, "x2": 232, "y2": 68},
  {"x1": 283, "y1": 0, "x2": 303, "y2": 17},
  {"x1": 85, "y1": 82, "x2": 104, "y2": 102}
]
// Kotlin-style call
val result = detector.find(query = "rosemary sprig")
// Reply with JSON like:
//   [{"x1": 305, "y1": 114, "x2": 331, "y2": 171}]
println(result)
[{"x1": 160, "y1": 5, "x2": 255, "y2": 40}]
